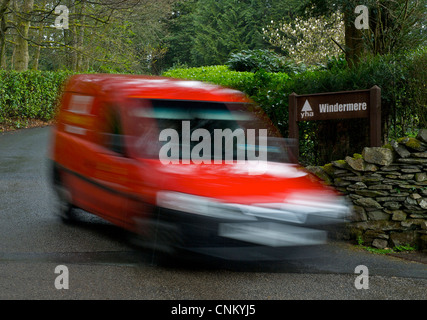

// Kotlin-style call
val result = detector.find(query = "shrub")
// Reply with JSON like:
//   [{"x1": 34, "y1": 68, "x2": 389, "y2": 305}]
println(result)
[
  {"x1": 226, "y1": 49, "x2": 306, "y2": 74},
  {"x1": 0, "y1": 70, "x2": 72, "y2": 123},
  {"x1": 163, "y1": 65, "x2": 256, "y2": 93}
]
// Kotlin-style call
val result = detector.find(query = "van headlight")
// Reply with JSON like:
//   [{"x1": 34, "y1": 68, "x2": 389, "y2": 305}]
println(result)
[
  {"x1": 282, "y1": 193, "x2": 351, "y2": 219},
  {"x1": 156, "y1": 191, "x2": 257, "y2": 221}
]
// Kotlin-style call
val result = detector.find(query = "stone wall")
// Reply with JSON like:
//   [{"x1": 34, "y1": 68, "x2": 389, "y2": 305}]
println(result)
[{"x1": 307, "y1": 129, "x2": 427, "y2": 251}]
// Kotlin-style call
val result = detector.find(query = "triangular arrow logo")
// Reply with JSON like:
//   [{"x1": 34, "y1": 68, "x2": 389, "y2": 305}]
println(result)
[{"x1": 301, "y1": 99, "x2": 312, "y2": 112}]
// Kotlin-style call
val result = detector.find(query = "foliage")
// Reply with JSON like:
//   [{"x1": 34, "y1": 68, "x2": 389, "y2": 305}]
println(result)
[
  {"x1": 226, "y1": 49, "x2": 307, "y2": 74},
  {"x1": 190, "y1": 0, "x2": 267, "y2": 66},
  {"x1": 161, "y1": 0, "x2": 307, "y2": 70},
  {"x1": 349, "y1": 47, "x2": 427, "y2": 138},
  {"x1": 0, "y1": 0, "x2": 173, "y2": 73},
  {"x1": 302, "y1": 0, "x2": 427, "y2": 64},
  {"x1": 0, "y1": 70, "x2": 71, "y2": 123},
  {"x1": 405, "y1": 46, "x2": 427, "y2": 130},
  {"x1": 356, "y1": 236, "x2": 417, "y2": 254},
  {"x1": 162, "y1": 0, "x2": 199, "y2": 70},
  {"x1": 359, "y1": 0, "x2": 427, "y2": 56},
  {"x1": 319, "y1": 54, "x2": 348, "y2": 71},
  {"x1": 163, "y1": 65, "x2": 255, "y2": 91},
  {"x1": 2, "y1": 0, "x2": 425, "y2": 75},
  {"x1": 263, "y1": 11, "x2": 344, "y2": 65}
]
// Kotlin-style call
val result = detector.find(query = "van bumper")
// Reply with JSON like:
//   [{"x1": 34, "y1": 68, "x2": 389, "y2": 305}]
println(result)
[{"x1": 138, "y1": 206, "x2": 344, "y2": 261}]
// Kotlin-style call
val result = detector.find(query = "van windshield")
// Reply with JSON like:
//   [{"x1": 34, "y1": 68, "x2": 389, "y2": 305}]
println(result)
[{"x1": 125, "y1": 99, "x2": 293, "y2": 163}]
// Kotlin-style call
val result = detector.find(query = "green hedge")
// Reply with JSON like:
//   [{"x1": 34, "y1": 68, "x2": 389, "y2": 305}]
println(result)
[{"x1": 0, "y1": 70, "x2": 72, "y2": 123}]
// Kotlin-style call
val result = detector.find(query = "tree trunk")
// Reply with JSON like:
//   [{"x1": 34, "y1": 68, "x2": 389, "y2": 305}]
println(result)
[
  {"x1": 71, "y1": 23, "x2": 78, "y2": 70},
  {"x1": 31, "y1": 0, "x2": 47, "y2": 70},
  {"x1": 32, "y1": 27, "x2": 43, "y2": 70},
  {"x1": 62, "y1": 0, "x2": 76, "y2": 70},
  {"x1": 14, "y1": 0, "x2": 34, "y2": 71},
  {"x1": 343, "y1": 7, "x2": 365, "y2": 67},
  {"x1": 0, "y1": 23, "x2": 6, "y2": 68},
  {"x1": 0, "y1": 0, "x2": 11, "y2": 69},
  {"x1": 76, "y1": 0, "x2": 85, "y2": 71}
]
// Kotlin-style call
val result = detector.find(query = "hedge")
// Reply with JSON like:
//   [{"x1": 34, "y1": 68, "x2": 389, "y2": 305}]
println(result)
[{"x1": 0, "y1": 70, "x2": 72, "y2": 123}]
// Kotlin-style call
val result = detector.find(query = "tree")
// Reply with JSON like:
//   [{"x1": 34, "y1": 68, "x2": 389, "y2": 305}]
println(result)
[
  {"x1": 162, "y1": 0, "x2": 305, "y2": 69},
  {"x1": 0, "y1": 0, "x2": 11, "y2": 68},
  {"x1": 0, "y1": 0, "x2": 176, "y2": 72},
  {"x1": 262, "y1": 11, "x2": 345, "y2": 65},
  {"x1": 125, "y1": 0, "x2": 175, "y2": 74},
  {"x1": 44, "y1": 0, "x2": 145, "y2": 72},
  {"x1": 302, "y1": 0, "x2": 426, "y2": 65},
  {"x1": 162, "y1": 0, "x2": 198, "y2": 69},
  {"x1": 362, "y1": 0, "x2": 426, "y2": 55},
  {"x1": 14, "y1": 0, "x2": 34, "y2": 71},
  {"x1": 190, "y1": 0, "x2": 264, "y2": 66}
]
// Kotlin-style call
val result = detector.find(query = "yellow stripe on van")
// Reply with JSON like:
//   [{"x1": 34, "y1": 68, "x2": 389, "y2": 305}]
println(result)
[{"x1": 62, "y1": 112, "x2": 94, "y2": 127}]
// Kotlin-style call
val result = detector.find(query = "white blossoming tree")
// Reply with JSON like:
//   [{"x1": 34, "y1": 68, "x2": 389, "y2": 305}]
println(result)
[{"x1": 263, "y1": 12, "x2": 345, "y2": 65}]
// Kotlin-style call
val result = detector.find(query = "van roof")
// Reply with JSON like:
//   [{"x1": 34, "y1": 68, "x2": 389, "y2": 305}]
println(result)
[{"x1": 64, "y1": 74, "x2": 252, "y2": 103}]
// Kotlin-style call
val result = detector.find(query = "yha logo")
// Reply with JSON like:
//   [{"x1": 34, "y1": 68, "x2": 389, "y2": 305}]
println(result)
[{"x1": 301, "y1": 100, "x2": 314, "y2": 119}]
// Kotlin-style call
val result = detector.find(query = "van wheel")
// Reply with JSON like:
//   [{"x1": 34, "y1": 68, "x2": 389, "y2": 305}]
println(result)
[{"x1": 53, "y1": 185, "x2": 74, "y2": 222}]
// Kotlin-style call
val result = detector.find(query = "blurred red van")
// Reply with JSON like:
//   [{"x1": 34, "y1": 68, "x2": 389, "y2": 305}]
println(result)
[{"x1": 49, "y1": 74, "x2": 350, "y2": 260}]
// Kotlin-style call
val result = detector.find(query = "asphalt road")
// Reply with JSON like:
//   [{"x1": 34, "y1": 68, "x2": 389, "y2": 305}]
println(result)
[{"x1": 0, "y1": 127, "x2": 426, "y2": 304}]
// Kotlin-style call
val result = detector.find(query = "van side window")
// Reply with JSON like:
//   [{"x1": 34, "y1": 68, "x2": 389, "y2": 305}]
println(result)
[{"x1": 101, "y1": 105, "x2": 126, "y2": 156}]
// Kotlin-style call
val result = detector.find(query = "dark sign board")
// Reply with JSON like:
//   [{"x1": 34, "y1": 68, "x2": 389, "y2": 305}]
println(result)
[
  {"x1": 296, "y1": 90, "x2": 370, "y2": 121},
  {"x1": 289, "y1": 86, "x2": 381, "y2": 159}
]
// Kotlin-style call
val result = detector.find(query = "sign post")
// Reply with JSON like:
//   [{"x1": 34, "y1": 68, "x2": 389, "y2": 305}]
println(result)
[{"x1": 289, "y1": 86, "x2": 381, "y2": 159}]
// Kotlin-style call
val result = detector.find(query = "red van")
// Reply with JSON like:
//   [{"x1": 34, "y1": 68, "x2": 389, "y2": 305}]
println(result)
[{"x1": 49, "y1": 74, "x2": 350, "y2": 260}]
